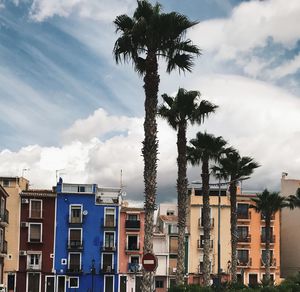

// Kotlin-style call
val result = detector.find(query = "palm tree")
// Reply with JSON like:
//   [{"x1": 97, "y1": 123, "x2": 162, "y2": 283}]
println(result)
[
  {"x1": 158, "y1": 89, "x2": 217, "y2": 285},
  {"x1": 250, "y1": 189, "x2": 287, "y2": 284},
  {"x1": 187, "y1": 132, "x2": 227, "y2": 286},
  {"x1": 288, "y1": 188, "x2": 300, "y2": 209},
  {"x1": 113, "y1": 2, "x2": 200, "y2": 290},
  {"x1": 212, "y1": 149, "x2": 259, "y2": 283}
]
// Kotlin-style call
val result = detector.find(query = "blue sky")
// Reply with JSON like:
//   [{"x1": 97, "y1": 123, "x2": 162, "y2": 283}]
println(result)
[{"x1": 1, "y1": 0, "x2": 300, "y2": 201}]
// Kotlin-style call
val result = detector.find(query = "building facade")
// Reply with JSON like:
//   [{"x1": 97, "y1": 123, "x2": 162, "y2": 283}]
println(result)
[
  {"x1": 0, "y1": 185, "x2": 9, "y2": 286},
  {"x1": 17, "y1": 189, "x2": 56, "y2": 292},
  {"x1": 236, "y1": 192, "x2": 281, "y2": 285},
  {"x1": 187, "y1": 187, "x2": 231, "y2": 285},
  {"x1": 54, "y1": 179, "x2": 121, "y2": 292},
  {"x1": 280, "y1": 175, "x2": 300, "y2": 278},
  {"x1": 119, "y1": 206, "x2": 144, "y2": 292},
  {"x1": 0, "y1": 177, "x2": 29, "y2": 292}
]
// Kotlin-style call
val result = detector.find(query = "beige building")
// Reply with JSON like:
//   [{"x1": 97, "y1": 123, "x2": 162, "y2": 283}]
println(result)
[
  {"x1": 0, "y1": 177, "x2": 28, "y2": 291},
  {"x1": 187, "y1": 187, "x2": 231, "y2": 284},
  {"x1": 280, "y1": 174, "x2": 300, "y2": 278}
]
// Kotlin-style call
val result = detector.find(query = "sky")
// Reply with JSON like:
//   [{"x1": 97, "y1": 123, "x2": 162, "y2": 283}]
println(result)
[{"x1": 0, "y1": 0, "x2": 300, "y2": 203}]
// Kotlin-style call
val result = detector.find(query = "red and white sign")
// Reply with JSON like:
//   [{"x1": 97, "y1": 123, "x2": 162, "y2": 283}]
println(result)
[{"x1": 142, "y1": 253, "x2": 158, "y2": 272}]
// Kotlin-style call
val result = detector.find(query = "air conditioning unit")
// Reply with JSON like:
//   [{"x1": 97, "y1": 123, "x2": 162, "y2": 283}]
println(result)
[
  {"x1": 50, "y1": 254, "x2": 54, "y2": 259},
  {"x1": 21, "y1": 198, "x2": 29, "y2": 204},
  {"x1": 20, "y1": 250, "x2": 27, "y2": 256},
  {"x1": 20, "y1": 222, "x2": 28, "y2": 228}
]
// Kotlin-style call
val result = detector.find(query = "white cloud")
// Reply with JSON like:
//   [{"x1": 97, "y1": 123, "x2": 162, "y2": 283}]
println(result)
[
  {"x1": 191, "y1": 0, "x2": 300, "y2": 60},
  {"x1": 0, "y1": 75, "x2": 300, "y2": 201},
  {"x1": 27, "y1": 0, "x2": 135, "y2": 22}
]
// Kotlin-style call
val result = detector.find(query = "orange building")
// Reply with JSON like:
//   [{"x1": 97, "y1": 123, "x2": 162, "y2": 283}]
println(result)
[
  {"x1": 236, "y1": 192, "x2": 281, "y2": 285},
  {"x1": 119, "y1": 205, "x2": 145, "y2": 292}
]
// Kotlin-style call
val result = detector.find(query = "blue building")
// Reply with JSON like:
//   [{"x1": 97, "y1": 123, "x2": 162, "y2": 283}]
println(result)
[{"x1": 54, "y1": 178, "x2": 121, "y2": 292}]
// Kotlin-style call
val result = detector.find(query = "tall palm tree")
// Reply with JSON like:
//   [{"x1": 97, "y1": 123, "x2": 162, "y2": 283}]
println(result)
[
  {"x1": 158, "y1": 89, "x2": 217, "y2": 285},
  {"x1": 187, "y1": 132, "x2": 227, "y2": 286},
  {"x1": 288, "y1": 188, "x2": 300, "y2": 209},
  {"x1": 212, "y1": 149, "x2": 259, "y2": 283},
  {"x1": 250, "y1": 190, "x2": 287, "y2": 284},
  {"x1": 113, "y1": 2, "x2": 200, "y2": 290}
]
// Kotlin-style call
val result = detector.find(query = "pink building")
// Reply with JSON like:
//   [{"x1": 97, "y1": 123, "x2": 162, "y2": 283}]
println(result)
[{"x1": 119, "y1": 206, "x2": 145, "y2": 292}]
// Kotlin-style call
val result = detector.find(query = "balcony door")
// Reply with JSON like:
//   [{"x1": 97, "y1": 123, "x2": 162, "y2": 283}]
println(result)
[{"x1": 27, "y1": 272, "x2": 40, "y2": 292}]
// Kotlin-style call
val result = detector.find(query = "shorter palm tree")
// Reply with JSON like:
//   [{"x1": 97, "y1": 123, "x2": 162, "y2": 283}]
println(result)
[
  {"x1": 250, "y1": 190, "x2": 288, "y2": 284},
  {"x1": 288, "y1": 188, "x2": 300, "y2": 209},
  {"x1": 158, "y1": 89, "x2": 217, "y2": 285}
]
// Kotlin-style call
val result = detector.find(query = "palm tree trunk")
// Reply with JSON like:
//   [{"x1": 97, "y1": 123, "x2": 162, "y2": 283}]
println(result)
[
  {"x1": 176, "y1": 121, "x2": 188, "y2": 286},
  {"x1": 229, "y1": 181, "x2": 238, "y2": 283},
  {"x1": 265, "y1": 216, "x2": 271, "y2": 284},
  {"x1": 141, "y1": 51, "x2": 159, "y2": 292},
  {"x1": 202, "y1": 159, "x2": 211, "y2": 286}
]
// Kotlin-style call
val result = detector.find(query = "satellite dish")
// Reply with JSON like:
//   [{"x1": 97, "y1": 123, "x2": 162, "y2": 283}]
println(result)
[{"x1": 83, "y1": 210, "x2": 88, "y2": 216}]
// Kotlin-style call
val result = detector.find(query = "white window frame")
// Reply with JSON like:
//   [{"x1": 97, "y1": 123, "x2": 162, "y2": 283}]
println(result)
[
  {"x1": 69, "y1": 204, "x2": 83, "y2": 223},
  {"x1": 104, "y1": 207, "x2": 116, "y2": 227},
  {"x1": 56, "y1": 275, "x2": 66, "y2": 292},
  {"x1": 68, "y1": 252, "x2": 82, "y2": 270},
  {"x1": 27, "y1": 252, "x2": 42, "y2": 270},
  {"x1": 104, "y1": 231, "x2": 115, "y2": 249},
  {"x1": 29, "y1": 199, "x2": 43, "y2": 218},
  {"x1": 45, "y1": 275, "x2": 55, "y2": 292},
  {"x1": 101, "y1": 253, "x2": 114, "y2": 269},
  {"x1": 237, "y1": 248, "x2": 250, "y2": 264},
  {"x1": 28, "y1": 223, "x2": 42, "y2": 243},
  {"x1": 68, "y1": 277, "x2": 80, "y2": 288},
  {"x1": 26, "y1": 272, "x2": 41, "y2": 292},
  {"x1": 126, "y1": 234, "x2": 139, "y2": 250},
  {"x1": 104, "y1": 275, "x2": 115, "y2": 292},
  {"x1": 68, "y1": 228, "x2": 83, "y2": 245}
]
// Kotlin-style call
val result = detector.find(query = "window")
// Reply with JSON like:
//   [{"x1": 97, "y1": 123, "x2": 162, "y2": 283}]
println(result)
[
  {"x1": 104, "y1": 232, "x2": 115, "y2": 249},
  {"x1": 69, "y1": 205, "x2": 82, "y2": 224},
  {"x1": 69, "y1": 229, "x2": 82, "y2": 248},
  {"x1": 127, "y1": 235, "x2": 139, "y2": 250},
  {"x1": 104, "y1": 275, "x2": 114, "y2": 292},
  {"x1": 237, "y1": 204, "x2": 249, "y2": 219},
  {"x1": 102, "y1": 253, "x2": 114, "y2": 272},
  {"x1": 105, "y1": 208, "x2": 115, "y2": 227},
  {"x1": 262, "y1": 274, "x2": 274, "y2": 282},
  {"x1": 156, "y1": 279, "x2": 164, "y2": 288},
  {"x1": 169, "y1": 224, "x2": 178, "y2": 234},
  {"x1": 27, "y1": 273, "x2": 40, "y2": 292},
  {"x1": 30, "y1": 200, "x2": 42, "y2": 218},
  {"x1": 68, "y1": 253, "x2": 81, "y2": 272},
  {"x1": 237, "y1": 250, "x2": 249, "y2": 264},
  {"x1": 27, "y1": 254, "x2": 41, "y2": 270},
  {"x1": 130, "y1": 256, "x2": 139, "y2": 264},
  {"x1": 69, "y1": 277, "x2": 79, "y2": 288},
  {"x1": 237, "y1": 226, "x2": 249, "y2": 240},
  {"x1": 261, "y1": 227, "x2": 274, "y2": 242},
  {"x1": 128, "y1": 214, "x2": 138, "y2": 221},
  {"x1": 262, "y1": 250, "x2": 274, "y2": 265},
  {"x1": 2, "y1": 180, "x2": 9, "y2": 187},
  {"x1": 29, "y1": 223, "x2": 42, "y2": 242}
]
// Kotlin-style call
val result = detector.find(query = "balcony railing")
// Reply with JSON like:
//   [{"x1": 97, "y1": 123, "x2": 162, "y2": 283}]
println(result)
[
  {"x1": 0, "y1": 210, "x2": 9, "y2": 225},
  {"x1": 261, "y1": 235, "x2": 275, "y2": 244},
  {"x1": 68, "y1": 217, "x2": 83, "y2": 225},
  {"x1": 261, "y1": 258, "x2": 276, "y2": 267},
  {"x1": 66, "y1": 266, "x2": 83, "y2": 274},
  {"x1": 27, "y1": 263, "x2": 41, "y2": 271},
  {"x1": 198, "y1": 218, "x2": 214, "y2": 229},
  {"x1": 67, "y1": 240, "x2": 83, "y2": 250},
  {"x1": 197, "y1": 239, "x2": 213, "y2": 249},
  {"x1": 101, "y1": 265, "x2": 115, "y2": 273},
  {"x1": 125, "y1": 220, "x2": 140, "y2": 229},
  {"x1": 237, "y1": 235, "x2": 251, "y2": 243},
  {"x1": 126, "y1": 244, "x2": 140, "y2": 252},
  {"x1": 237, "y1": 212, "x2": 251, "y2": 220},
  {"x1": 128, "y1": 263, "x2": 142, "y2": 273},
  {"x1": 0, "y1": 240, "x2": 7, "y2": 254},
  {"x1": 101, "y1": 245, "x2": 116, "y2": 252},
  {"x1": 237, "y1": 258, "x2": 252, "y2": 267}
]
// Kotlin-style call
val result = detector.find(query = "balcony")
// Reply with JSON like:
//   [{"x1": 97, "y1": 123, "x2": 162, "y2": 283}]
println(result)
[
  {"x1": 27, "y1": 263, "x2": 41, "y2": 271},
  {"x1": 0, "y1": 240, "x2": 7, "y2": 256},
  {"x1": 67, "y1": 240, "x2": 83, "y2": 250},
  {"x1": 198, "y1": 218, "x2": 214, "y2": 229},
  {"x1": 66, "y1": 266, "x2": 83, "y2": 275},
  {"x1": 197, "y1": 239, "x2": 213, "y2": 249},
  {"x1": 237, "y1": 258, "x2": 252, "y2": 268},
  {"x1": 125, "y1": 244, "x2": 140, "y2": 253},
  {"x1": 100, "y1": 265, "x2": 115, "y2": 274},
  {"x1": 128, "y1": 263, "x2": 142, "y2": 273},
  {"x1": 68, "y1": 217, "x2": 83, "y2": 225},
  {"x1": 261, "y1": 235, "x2": 275, "y2": 244},
  {"x1": 0, "y1": 210, "x2": 9, "y2": 226},
  {"x1": 261, "y1": 258, "x2": 276, "y2": 268},
  {"x1": 237, "y1": 235, "x2": 251, "y2": 244},
  {"x1": 101, "y1": 245, "x2": 116, "y2": 252},
  {"x1": 125, "y1": 220, "x2": 140, "y2": 230},
  {"x1": 237, "y1": 212, "x2": 251, "y2": 221}
]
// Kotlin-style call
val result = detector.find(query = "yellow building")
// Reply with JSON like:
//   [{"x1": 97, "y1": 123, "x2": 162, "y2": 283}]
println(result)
[
  {"x1": 236, "y1": 192, "x2": 281, "y2": 285},
  {"x1": 0, "y1": 177, "x2": 28, "y2": 291},
  {"x1": 187, "y1": 186, "x2": 231, "y2": 284}
]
